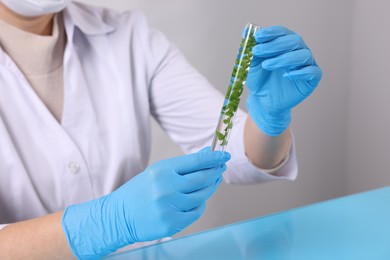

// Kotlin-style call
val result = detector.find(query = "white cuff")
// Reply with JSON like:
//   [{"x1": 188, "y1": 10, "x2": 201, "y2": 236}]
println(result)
[{"x1": 0, "y1": 224, "x2": 8, "y2": 230}]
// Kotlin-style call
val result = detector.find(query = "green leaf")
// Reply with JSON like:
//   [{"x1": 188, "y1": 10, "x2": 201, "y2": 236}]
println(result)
[
  {"x1": 216, "y1": 131, "x2": 225, "y2": 141},
  {"x1": 225, "y1": 85, "x2": 232, "y2": 99},
  {"x1": 237, "y1": 70, "x2": 245, "y2": 79},
  {"x1": 221, "y1": 139, "x2": 228, "y2": 146},
  {"x1": 225, "y1": 110, "x2": 234, "y2": 117},
  {"x1": 232, "y1": 67, "x2": 238, "y2": 75},
  {"x1": 230, "y1": 92, "x2": 239, "y2": 100},
  {"x1": 234, "y1": 81, "x2": 244, "y2": 89},
  {"x1": 229, "y1": 99, "x2": 239, "y2": 106}
]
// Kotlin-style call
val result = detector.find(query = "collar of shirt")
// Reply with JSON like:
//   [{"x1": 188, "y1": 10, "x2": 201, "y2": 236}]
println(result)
[
  {"x1": 63, "y1": 2, "x2": 116, "y2": 37},
  {"x1": 0, "y1": 2, "x2": 116, "y2": 65}
]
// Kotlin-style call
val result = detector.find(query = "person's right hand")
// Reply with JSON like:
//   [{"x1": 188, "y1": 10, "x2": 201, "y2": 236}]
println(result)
[{"x1": 61, "y1": 147, "x2": 230, "y2": 259}]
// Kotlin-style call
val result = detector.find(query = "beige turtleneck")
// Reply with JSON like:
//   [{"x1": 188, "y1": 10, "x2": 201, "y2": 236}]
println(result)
[{"x1": 0, "y1": 13, "x2": 65, "y2": 122}]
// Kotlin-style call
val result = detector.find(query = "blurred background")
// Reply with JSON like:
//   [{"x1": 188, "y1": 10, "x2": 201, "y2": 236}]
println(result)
[{"x1": 78, "y1": 0, "x2": 390, "y2": 236}]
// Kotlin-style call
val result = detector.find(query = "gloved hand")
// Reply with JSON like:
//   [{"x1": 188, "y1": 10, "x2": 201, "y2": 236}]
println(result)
[
  {"x1": 246, "y1": 26, "x2": 322, "y2": 136},
  {"x1": 62, "y1": 147, "x2": 230, "y2": 259}
]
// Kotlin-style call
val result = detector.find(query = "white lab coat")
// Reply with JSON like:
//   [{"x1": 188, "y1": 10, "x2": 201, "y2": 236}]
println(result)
[{"x1": 0, "y1": 2, "x2": 297, "y2": 229}]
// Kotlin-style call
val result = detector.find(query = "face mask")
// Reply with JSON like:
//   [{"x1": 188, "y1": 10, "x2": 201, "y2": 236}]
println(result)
[{"x1": 1, "y1": 0, "x2": 71, "y2": 17}]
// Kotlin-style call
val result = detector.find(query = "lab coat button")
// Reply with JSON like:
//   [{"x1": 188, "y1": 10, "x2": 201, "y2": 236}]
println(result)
[{"x1": 68, "y1": 161, "x2": 80, "y2": 174}]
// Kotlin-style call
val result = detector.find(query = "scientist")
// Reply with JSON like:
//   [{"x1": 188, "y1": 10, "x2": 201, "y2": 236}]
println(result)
[{"x1": 0, "y1": 0, "x2": 322, "y2": 259}]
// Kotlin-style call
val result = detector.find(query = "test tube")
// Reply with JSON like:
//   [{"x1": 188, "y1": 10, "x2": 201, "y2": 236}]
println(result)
[{"x1": 211, "y1": 23, "x2": 261, "y2": 151}]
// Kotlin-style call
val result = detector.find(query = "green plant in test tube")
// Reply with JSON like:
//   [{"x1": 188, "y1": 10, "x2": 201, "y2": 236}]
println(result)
[{"x1": 211, "y1": 23, "x2": 261, "y2": 151}]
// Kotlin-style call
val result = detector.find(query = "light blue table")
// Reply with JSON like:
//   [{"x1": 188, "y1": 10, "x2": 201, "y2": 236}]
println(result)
[{"x1": 106, "y1": 187, "x2": 390, "y2": 259}]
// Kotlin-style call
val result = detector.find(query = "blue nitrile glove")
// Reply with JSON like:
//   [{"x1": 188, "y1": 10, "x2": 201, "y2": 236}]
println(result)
[
  {"x1": 246, "y1": 26, "x2": 322, "y2": 136},
  {"x1": 62, "y1": 147, "x2": 230, "y2": 259}
]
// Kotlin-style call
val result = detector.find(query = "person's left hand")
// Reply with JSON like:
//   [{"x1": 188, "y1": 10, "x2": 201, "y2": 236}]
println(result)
[{"x1": 246, "y1": 26, "x2": 322, "y2": 136}]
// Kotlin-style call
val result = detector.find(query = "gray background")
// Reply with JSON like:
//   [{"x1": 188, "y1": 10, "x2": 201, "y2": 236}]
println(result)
[{"x1": 78, "y1": 0, "x2": 390, "y2": 237}]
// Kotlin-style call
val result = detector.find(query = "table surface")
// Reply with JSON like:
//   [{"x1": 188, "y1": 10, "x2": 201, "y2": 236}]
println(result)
[{"x1": 106, "y1": 186, "x2": 390, "y2": 260}]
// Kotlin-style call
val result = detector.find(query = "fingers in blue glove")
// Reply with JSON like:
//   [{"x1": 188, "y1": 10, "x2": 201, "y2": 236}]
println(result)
[
  {"x1": 254, "y1": 26, "x2": 293, "y2": 43},
  {"x1": 155, "y1": 148, "x2": 230, "y2": 175},
  {"x1": 170, "y1": 203, "x2": 207, "y2": 233},
  {"x1": 178, "y1": 164, "x2": 226, "y2": 194},
  {"x1": 284, "y1": 65, "x2": 322, "y2": 87},
  {"x1": 252, "y1": 33, "x2": 306, "y2": 58},
  {"x1": 262, "y1": 49, "x2": 315, "y2": 71},
  {"x1": 173, "y1": 177, "x2": 223, "y2": 212}
]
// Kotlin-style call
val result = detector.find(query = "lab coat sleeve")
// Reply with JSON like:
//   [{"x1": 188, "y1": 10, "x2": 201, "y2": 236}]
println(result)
[
  {"x1": 140, "y1": 14, "x2": 297, "y2": 184},
  {"x1": 0, "y1": 224, "x2": 7, "y2": 230}
]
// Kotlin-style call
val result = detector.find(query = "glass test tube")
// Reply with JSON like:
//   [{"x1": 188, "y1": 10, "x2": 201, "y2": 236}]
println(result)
[{"x1": 211, "y1": 23, "x2": 261, "y2": 151}]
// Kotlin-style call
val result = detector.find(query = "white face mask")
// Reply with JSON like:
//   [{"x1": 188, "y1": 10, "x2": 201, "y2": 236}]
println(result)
[{"x1": 2, "y1": 0, "x2": 71, "y2": 17}]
